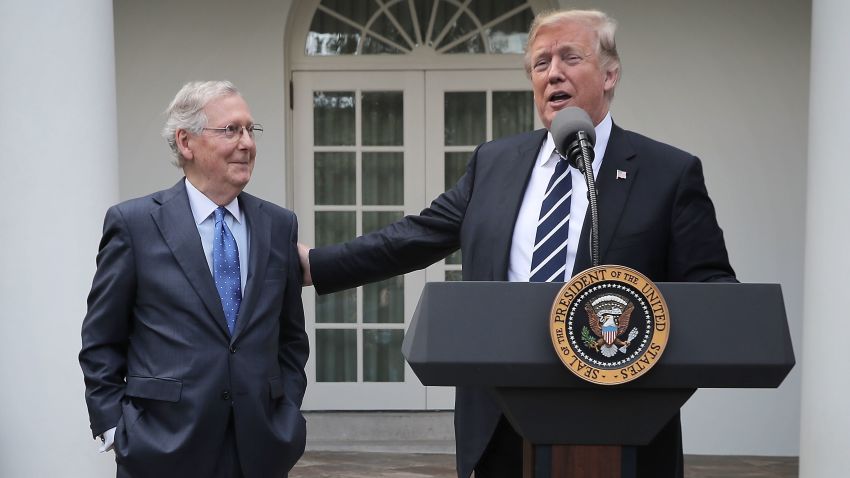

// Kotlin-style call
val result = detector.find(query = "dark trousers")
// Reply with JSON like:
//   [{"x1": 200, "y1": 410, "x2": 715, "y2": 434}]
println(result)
[
  {"x1": 118, "y1": 413, "x2": 244, "y2": 478},
  {"x1": 214, "y1": 412, "x2": 245, "y2": 478},
  {"x1": 472, "y1": 414, "x2": 684, "y2": 478},
  {"x1": 473, "y1": 416, "x2": 523, "y2": 478}
]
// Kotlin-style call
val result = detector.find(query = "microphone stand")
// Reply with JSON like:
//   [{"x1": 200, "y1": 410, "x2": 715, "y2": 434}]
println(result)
[{"x1": 572, "y1": 131, "x2": 600, "y2": 267}]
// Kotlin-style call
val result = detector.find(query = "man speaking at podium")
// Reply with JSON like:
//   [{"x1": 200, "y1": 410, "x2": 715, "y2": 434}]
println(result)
[{"x1": 300, "y1": 9, "x2": 735, "y2": 478}]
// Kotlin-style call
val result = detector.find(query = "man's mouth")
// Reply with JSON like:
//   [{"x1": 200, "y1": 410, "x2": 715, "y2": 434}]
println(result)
[{"x1": 548, "y1": 92, "x2": 572, "y2": 105}]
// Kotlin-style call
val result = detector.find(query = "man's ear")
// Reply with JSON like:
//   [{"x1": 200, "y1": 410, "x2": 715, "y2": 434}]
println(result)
[
  {"x1": 603, "y1": 65, "x2": 620, "y2": 94},
  {"x1": 176, "y1": 129, "x2": 194, "y2": 161}
]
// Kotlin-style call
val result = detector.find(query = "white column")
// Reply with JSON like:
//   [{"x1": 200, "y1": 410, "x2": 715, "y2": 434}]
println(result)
[
  {"x1": 0, "y1": 1, "x2": 118, "y2": 476},
  {"x1": 800, "y1": 1, "x2": 850, "y2": 476}
]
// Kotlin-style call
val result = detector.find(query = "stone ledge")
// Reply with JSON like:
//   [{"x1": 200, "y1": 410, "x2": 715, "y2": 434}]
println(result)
[{"x1": 304, "y1": 411, "x2": 455, "y2": 454}]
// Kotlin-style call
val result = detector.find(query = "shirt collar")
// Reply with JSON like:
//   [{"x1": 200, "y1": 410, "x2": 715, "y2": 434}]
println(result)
[
  {"x1": 541, "y1": 111, "x2": 613, "y2": 167},
  {"x1": 184, "y1": 178, "x2": 242, "y2": 225}
]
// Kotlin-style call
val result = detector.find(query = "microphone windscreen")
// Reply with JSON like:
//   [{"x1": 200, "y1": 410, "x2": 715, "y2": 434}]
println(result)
[{"x1": 550, "y1": 107, "x2": 596, "y2": 155}]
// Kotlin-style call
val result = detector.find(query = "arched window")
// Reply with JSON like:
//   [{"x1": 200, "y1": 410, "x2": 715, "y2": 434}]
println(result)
[
  {"x1": 306, "y1": 0, "x2": 535, "y2": 55},
  {"x1": 288, "y1": 0, "x2": 552, "y2": 70}
]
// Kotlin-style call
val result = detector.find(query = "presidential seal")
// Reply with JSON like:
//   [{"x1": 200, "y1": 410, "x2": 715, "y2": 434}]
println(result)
[{"x1": 549, "y1": 265, "x2": 670, "y2": 385}]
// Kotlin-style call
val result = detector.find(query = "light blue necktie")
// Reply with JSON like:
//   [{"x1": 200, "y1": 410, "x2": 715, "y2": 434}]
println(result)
[
  {"x1": 529, "y1": 156, "x2": 572, "y2": 282},
  {"x1": 213, "y1": 207, "x2": 242, "y2": 335}
]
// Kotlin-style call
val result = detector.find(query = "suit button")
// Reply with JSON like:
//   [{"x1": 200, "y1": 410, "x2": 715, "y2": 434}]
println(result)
[
  {"x1": 221, "y1": 390, "x2": 231, "y2": 400},
  {"x1": 229, "y1": 345, "x2": 236, "y2": 354}
]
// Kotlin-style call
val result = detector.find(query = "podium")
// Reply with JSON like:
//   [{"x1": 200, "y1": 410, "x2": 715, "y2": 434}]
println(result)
[{"x1": 401, "y1": 282, "x2": 794, "y2": 477}]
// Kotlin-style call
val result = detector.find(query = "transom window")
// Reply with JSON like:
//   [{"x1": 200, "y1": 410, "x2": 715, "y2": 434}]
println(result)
[{"x1": 306, "y1": 0, "x2": 535, "y2": 55}]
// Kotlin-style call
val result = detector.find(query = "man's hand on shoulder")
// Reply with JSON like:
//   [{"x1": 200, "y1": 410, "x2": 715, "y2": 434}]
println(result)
[{"x1": 298, "y1": 243, "x2": 313, "y2": 286}]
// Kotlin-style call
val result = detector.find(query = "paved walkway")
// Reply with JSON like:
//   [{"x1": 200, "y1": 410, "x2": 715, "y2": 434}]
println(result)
[
  {"x1": 291, "y1": 451, "x2": 798, "y2": 477},
  {"x1": 293, "y1": 452, "x2": 455, "y2": 478}
]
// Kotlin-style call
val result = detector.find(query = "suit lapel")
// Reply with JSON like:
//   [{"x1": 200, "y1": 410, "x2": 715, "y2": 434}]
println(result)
[
  {"x1": 231, "y1": 193, "x2": 270, "y2": 341},
  {"x1": 492, "y1": 129, "x2": 548, "y2": 280},
  {"x1": 572, "y1": 123, "x2": 639, "y2": 276},
  {"x1": 151, "y1": 180, "x2": 231, "y2": 337}
]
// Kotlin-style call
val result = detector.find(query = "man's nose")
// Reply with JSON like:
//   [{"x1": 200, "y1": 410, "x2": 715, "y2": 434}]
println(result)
[
  {"x1": 547, "y1": 57, "x2": 566, "y2": 83},
  {"x1": 237, "y1": 126, "x2": 255, "y2": 148}
]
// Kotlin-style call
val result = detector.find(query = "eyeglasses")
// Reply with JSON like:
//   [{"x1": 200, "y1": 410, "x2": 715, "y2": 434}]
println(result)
[{"x1": 202, "y1": 123, "x2": 263, "y2": 141}]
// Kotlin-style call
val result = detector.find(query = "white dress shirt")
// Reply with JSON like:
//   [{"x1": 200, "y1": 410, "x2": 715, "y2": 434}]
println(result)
[{"x1": 508, "y1": 112, "x2": 612, "y2": 282}]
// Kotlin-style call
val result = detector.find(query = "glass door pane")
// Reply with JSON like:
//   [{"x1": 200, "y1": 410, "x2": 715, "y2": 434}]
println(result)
[
  {"x1": 293, "y1": 71, "x2": 426, "y2": 409},
  {"x1": 294, "y1": 69, "x2": 535, "y2": 411}
]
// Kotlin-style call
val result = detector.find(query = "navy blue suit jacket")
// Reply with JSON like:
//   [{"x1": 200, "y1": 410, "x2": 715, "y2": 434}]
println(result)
[
  {"x1": 310, "y1": 124, "x2": 735, "y2": 477},
  {"x1": 80, "y1": 180, "x2": 309, "y2": 478}
]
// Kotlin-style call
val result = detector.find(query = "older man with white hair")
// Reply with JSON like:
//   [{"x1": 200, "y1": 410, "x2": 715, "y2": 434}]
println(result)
[{"x1": 80, "y1": 81, "x2": 309, "y2": 478}]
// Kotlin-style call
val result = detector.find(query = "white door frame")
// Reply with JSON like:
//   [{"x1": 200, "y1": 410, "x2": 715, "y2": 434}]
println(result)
[
  {"x1": 293, "y1": 68, "x2": 538, "y2": 410},
  {"x1": 293, "y1": 70, "x2": 428, "y2": 410}
]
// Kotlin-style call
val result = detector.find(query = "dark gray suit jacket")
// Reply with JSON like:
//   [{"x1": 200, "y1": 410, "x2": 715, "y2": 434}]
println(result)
[
  {"x1": 80, "y1": 180, "x2": 309, "y2": 478},
  {"x1": 310, "y1": 124, "x2": 735, "y2": 477}
]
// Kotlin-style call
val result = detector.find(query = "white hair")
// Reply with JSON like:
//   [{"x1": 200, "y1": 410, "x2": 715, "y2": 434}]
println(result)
[{"x1": 162, "y1": 80, "x2": 240, "y2": 167}]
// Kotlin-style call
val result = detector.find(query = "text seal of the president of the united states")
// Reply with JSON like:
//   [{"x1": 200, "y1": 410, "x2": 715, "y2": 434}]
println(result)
[{"x1": 549, "y1": 265, "x2": 670, "y2": 385}]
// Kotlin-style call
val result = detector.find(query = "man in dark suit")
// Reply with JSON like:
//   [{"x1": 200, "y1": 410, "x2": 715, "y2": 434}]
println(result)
[
  {"x1": 300, "y1": 9, "x2": 734, "y2": 478},
  {"x1": 79, "y1": 81, "x2": 309, "y2": 478}
]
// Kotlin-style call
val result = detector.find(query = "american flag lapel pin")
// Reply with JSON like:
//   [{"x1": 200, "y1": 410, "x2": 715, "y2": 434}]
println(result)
[{"x1": 616, "y1": 169, "x2": 627, "y2": 180}]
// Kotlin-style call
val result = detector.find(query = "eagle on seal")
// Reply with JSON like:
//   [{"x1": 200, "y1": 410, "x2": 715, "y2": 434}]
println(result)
[{"x1": 585, "y1": 294, "x2": 635, "y2": 358}]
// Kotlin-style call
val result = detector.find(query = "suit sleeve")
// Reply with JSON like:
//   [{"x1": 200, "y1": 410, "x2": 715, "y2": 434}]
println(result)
[
  {"x1": 310, "y1": 144, "x2": 479, "y2": 294},
  {"x1": 280, "y1": 214, "x2": 309, "y2": 407},
  {"x1": 79, "y1": 205, "x2": 136, "y2": 438},
  {"x1": 667, "y1": 157, "x2": 737, "y2": 283}
]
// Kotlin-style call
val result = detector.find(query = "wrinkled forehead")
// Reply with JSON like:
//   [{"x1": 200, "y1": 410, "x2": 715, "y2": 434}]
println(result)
[
  {"x1": 530, "y1": 40, "x2": 589, "y2": 62},
  {"x1": 204, "y1": 94, "x2": 253, "y2": 123}
]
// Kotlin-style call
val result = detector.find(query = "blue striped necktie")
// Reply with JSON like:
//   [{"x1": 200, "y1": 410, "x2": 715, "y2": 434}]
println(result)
[
  {"x1": 529, "y1": 155, "x2": 572, "y2": 282},
  {"x1": 213, "y1": 207, "x2": 242, "y2": 334}
]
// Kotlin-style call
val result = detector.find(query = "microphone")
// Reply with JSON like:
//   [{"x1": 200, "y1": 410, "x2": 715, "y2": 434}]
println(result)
[
  {"x1": 549, "y1": 106, "x2": 601, "y2": 267},
  {"x1": 550, "y1": 106, "x2": 596, "y2": 172}
]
